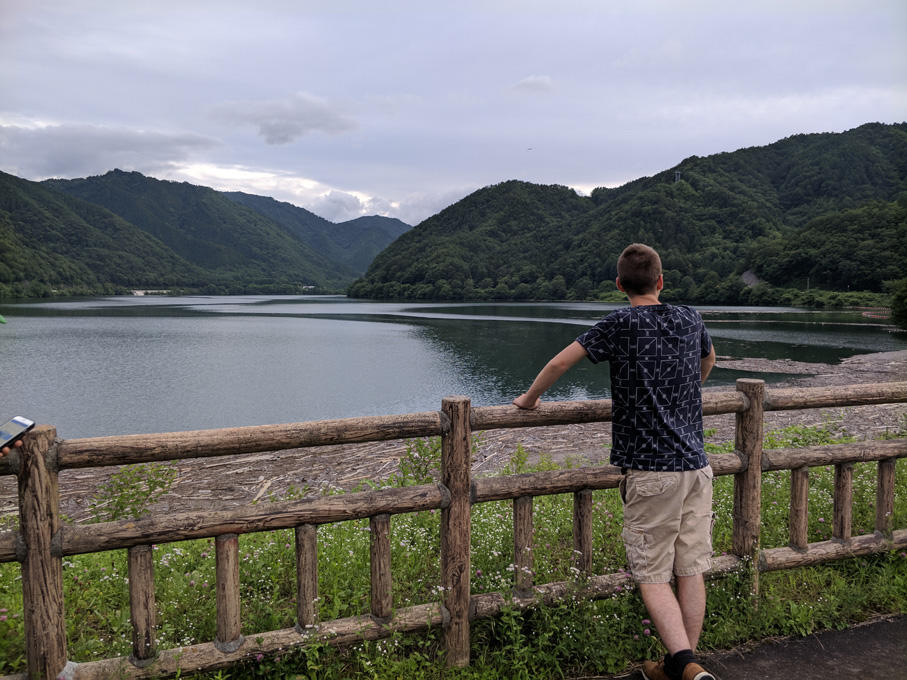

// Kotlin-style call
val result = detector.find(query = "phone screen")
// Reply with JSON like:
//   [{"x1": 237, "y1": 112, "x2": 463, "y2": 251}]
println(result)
[{"x1": 0, "y1": 416, "x2": 35, "y2": 448}]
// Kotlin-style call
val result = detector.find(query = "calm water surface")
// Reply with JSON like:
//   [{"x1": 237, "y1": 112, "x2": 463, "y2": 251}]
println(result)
[{"x1": 1, "y1": 296, "x2": 903, "y2": 438}]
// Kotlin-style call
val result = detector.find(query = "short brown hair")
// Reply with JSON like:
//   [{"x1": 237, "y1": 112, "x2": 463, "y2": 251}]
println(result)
[{"x1": 617, "y1": 244, "x2": 662, "y2": 296}]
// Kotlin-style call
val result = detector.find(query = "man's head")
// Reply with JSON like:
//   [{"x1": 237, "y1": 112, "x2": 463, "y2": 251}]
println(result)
[{"x1": 616, "y1": 243, "x2": 662, "y2": 297}]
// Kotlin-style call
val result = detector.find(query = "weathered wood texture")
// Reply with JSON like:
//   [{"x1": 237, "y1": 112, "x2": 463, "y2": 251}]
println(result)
[
  {"x1": 62, "y1": 603, "x2": 446, "y2": 680},
  {"x1": 789, "y1": 467, "x2": 809, "y2": 550},
  {"x1": 295, "y1": 524, "x2": 318, "y2": 631},
  {"x1": 833, "y1": 464, "x2": 853, "y2": 541},
  {"x1": 55, "y1": 412, "x2": 446, "y2": 469},
  {"x1": 760, "y1": 529, "x2": 907, "y2": 572},
  {"x1": 57, "y1": 484, "x2": 445, "y2": 557},
  {"x1": 763, "y1": 438, "x2": 907, "y2": 470},
  {"x1": 17, "y1": 426, "x2": 68, "y2": 680},
  {"x1": 127, "y1": 545, "x2": 156, "y2": 664},
  {"x1": 369, "y1": 514, "x2": 392, "y2": 622},
  {"x1": 215, "y1": 534, "x2": 242, "y2": 651},
  {"x1": 469, "y1": 390, "x2": 747, "y2": 433},
  {"x1": 764, "y1": 381, "x2": 907, "y2": 412},
  {"x1": 513, "y1": 496, "x2": 533, "y2": 593},
  {"x1": 440, "y1": 396, "x2": 472, "y2": 668},
  {"x1": 876, "y1": 458, "x2": 896, "y2": 537},
  {"x1": 573, "y1": 490, "x2": 593, "y2": 575},
  {"x1": 763, "y1": 382, "x2": 907, "y2": 411},
  {"x1": 733, "y1": 379, "x2": 764, "y2": 560}
]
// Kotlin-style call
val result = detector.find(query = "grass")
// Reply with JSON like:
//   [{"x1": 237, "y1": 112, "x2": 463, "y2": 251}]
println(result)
[{"x1": 0, "y1": 415, "x2": 905, "y2": 678}]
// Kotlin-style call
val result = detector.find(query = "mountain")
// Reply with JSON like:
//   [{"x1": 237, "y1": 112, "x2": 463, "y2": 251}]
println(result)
[
  {"x1": 349, "y1": 122, "x2": 907, "y2": 305},
  {"x1": 221, "y1": 192, "x2": 410, "y2": 273},
  {"x1": 0, "y1": 170, "x2": 208, "y2": 296},
  {"x1": 43, "y1": 170, "x2": 359, "y2": 291}
]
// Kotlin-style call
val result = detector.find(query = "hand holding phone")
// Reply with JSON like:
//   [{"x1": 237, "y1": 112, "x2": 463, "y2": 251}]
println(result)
[{"x1": 0, "y1": 416, "x2": 35, "y2": 456}]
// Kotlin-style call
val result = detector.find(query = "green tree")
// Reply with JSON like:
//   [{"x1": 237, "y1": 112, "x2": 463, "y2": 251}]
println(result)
[{"x1": 891, "y1": 278, "x2": 907, "y2": 330}]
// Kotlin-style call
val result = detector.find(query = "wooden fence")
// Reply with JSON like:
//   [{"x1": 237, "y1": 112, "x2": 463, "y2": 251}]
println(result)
[{"x1": 1, "y1": 378, "x2": 906, "y2": 679}]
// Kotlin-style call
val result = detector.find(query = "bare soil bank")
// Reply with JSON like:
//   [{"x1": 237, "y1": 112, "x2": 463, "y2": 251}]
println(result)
[{"x1": 2, "y1": 350, "x2": 905, "y2": 524}]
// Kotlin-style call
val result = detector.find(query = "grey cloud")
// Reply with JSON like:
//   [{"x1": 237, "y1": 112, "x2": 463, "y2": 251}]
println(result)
[
  {"x1": 212, "y1": 92, "x2": 357, "y2": 145},
  {"x1": 0, "y1": 123, "x2": 219, "y2": 179},
  {"x1": 510, "y1": 75, "x2": 555, "y2": 93}
]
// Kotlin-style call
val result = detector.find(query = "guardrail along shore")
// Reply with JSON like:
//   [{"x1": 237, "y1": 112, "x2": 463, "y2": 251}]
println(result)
[{"x1": 2, "y1": 379, "x2": 906, "y2": 679}]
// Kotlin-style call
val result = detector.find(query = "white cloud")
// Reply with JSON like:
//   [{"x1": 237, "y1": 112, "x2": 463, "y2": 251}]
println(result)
[{"x1": 211, "y1": 92, "x2": 358, "y2": 145}]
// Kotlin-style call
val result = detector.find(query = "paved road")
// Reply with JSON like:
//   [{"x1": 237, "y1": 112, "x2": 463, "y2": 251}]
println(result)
[
  {"x1": 602, "y1": 616, "x2": 907, "y2": 680},
  {"x1": 672, "y1": 616, "x2": 905, "y2": 679}
]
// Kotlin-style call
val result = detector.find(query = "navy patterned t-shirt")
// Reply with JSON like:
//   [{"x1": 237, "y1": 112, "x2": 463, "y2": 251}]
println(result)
[{"x1": 576, "y1": 304, "x2": 713, "y2": 472}]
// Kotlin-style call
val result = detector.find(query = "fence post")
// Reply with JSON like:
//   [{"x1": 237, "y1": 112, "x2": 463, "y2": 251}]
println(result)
[
  {"x1": 17, "y1": 426, "x2": 69, "y2": 680},
  {"x1": 128, "y1": 544, "x2": 157, "y2": 665},
  {"x1": 295, "y1": 524, "x2": 318, "y2": 633},
  {"x1": 732, "y1": 379, "x2": 764, "y2": 599},
  {"x1": 876, "y1": 458, "x2": 896, "y2": 538},
  {"x1": 215, "y1": 533, "x2": 243, "y2": 652},
  {"x1": 833, "y1": 463, "x2": 854, "y2": 541},
  {"x1": 370, "y1": 514, "x2": 392, "y2": 623},
  {"x1": 572, "y1": 490, "x2": 593, "y2": 575},
  {"x1": 441, "y1": 396, "x2": 471, "y2": 668},
  {"x1": 513, "y1": 496, "x2": 533, "y2": 594},
  {"x1": 789, "y1": 466, "x2": 809, "y2": 550}
]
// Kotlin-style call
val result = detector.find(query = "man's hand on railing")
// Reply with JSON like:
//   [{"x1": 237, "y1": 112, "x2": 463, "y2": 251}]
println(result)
[{"x1": 512, "y1": 394, "x2": 540, "y2": 410}]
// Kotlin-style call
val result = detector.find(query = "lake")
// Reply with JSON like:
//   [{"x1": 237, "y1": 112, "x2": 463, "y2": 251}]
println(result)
[{"x1": 1, "y1": 296, "x2": 904, "y2": 438}]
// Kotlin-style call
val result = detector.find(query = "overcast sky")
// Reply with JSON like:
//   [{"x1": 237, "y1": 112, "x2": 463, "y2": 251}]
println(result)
[{"x1": 1, "y1": 1, "x2": 905, "y2": 225}]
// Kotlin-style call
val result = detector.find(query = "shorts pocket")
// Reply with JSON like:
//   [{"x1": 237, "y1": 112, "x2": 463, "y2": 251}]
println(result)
[
  {"x1": 633, "y1": 473, "x2": 677, "y2": 497},
  {"x1": 622, "y1": 525, "x2": 648, "y2": 575}
]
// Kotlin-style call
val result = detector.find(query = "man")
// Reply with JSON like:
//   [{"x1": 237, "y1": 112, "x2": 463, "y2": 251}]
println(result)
[{"x1": 513, "y1": 244, "x2": 717, "y2": 680}]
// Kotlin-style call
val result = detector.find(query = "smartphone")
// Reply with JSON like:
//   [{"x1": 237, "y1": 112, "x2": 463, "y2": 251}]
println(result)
[{"x1": 0, "y1": 416, "x2": 35, "y2": 450}]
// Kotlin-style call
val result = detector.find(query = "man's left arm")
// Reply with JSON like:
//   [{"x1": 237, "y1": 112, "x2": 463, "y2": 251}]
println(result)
[{"x1": 701, "y1": 345, "x2": 716, "y2": 384}]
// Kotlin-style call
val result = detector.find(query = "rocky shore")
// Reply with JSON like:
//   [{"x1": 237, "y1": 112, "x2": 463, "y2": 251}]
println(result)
[{"x1": 2, "y1": 351, "x2": 905, "y2": 524}]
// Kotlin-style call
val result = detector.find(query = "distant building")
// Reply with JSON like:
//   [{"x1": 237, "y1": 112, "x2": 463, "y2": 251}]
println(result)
[{"x1": 674, "y1": 171, "x2": 682, "y2": 183}]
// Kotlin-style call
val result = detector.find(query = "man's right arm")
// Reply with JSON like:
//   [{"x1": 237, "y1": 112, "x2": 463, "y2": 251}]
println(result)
[{"x1": 513, "y1": 341, "x2": 589, "y2": 409}]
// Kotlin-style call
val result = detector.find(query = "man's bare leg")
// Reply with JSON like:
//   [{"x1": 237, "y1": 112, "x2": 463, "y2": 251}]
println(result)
[
  {"x1": 639, "y1": 574, "x2": 706, "y2": 654},
  {"x1": 638, "y1": 582, "x2": 691, "y2": 654},
  {"x1": 675, "y1": 574, "x2": 706, "y2": 651}
]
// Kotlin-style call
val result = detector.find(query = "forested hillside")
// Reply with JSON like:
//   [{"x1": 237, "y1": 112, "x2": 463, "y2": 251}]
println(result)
[
  {"x1": 0, "y1": 171, "x2": 208, "y2": 297},
  {"x1": 349, "y1": 122, "x2": 907, "y2": 307},
  {"x1": 222, "y1": 192, "x2": 410, "y2": 273},
  {"x1": 44, "y1": 171, "x2": 359, "y2": 292}
]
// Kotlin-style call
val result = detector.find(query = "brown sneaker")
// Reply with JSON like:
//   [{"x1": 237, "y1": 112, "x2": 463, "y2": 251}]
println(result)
[
  {"x1": 681, "y1": 662, "x2": 715, "y2": 680},
  {"x1": 641, "y1": 658, "x2": 671, "y2": 680}
]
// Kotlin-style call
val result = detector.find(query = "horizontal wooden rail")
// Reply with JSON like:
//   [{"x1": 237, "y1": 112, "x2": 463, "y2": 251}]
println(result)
[
  {"x1": 54, "y1": 411, "x2": 447, "y2": 469},
  {"x1": 469, "y1": 390, "x2": 747, "y2": 431},
  {"x1": 760, "y1": 530, "x2": 907, "y2": 572},
  {"x1": 59, "y1": 484, "x2": 446, "y2": 558},
  {"x1": 472, "y1": 453, "x2": 746, "y2": 504},
  {"x1": 763, "y1": 438, "x2": 907, "y2": 470},
  {"x1": 764, "y1": 381, "x2": 907, "y2": 412},
  {"x1": 59, "y1": 603, "x2": 446, "y2": 680}
]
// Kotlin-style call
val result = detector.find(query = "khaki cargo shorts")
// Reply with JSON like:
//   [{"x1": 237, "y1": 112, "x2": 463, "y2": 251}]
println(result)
[{"x1": 619, "y1": 465, "x2": 714, "y2": 584}]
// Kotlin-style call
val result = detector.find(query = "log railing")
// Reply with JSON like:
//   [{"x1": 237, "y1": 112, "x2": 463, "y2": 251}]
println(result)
[{"x1": 1, "y1": 380, "x2": 906, "y2": 679}]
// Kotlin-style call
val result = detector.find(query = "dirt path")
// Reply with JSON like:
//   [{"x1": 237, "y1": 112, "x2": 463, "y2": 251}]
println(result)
[{"x1": 2, "y1": 350, "x2": 905, "y2": 524}]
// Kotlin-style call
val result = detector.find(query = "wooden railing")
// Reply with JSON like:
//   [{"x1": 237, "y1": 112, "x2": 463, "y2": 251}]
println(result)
[{"x1": 1, "y1": 379, "x2": 906, "y2": 679}]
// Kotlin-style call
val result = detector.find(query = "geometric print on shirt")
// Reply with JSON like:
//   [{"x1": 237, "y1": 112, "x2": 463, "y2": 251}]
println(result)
[{"x1": 576, "y1": 304, "x2": 713, "y2": 472}]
